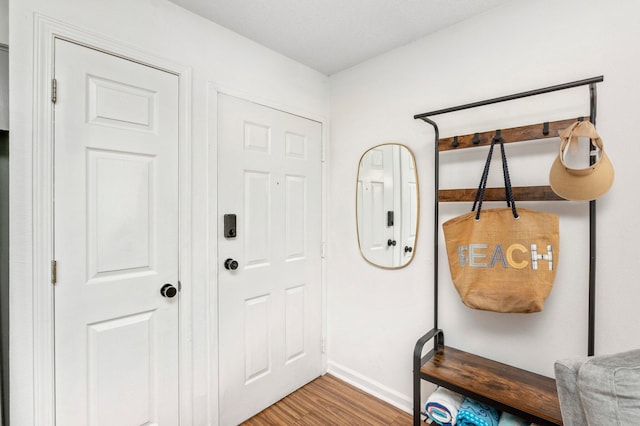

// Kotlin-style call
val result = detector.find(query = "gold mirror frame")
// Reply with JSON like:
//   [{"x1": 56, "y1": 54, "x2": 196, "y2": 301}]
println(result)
[{"x1": 356, "y1": 143, "x2": 419, "y2": 269}]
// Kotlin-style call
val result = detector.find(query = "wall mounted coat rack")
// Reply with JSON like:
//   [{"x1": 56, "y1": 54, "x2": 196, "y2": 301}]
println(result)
[{"x1": 412, "y1": 75, "x2": 604, "y2": 426}]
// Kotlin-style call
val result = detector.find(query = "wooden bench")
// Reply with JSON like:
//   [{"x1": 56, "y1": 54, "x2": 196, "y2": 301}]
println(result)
[{"x1": 413, "y1": 329, "x2": 563, "y2": 425}]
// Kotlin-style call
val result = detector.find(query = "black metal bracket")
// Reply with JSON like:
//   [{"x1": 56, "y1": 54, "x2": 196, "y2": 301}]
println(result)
[
  {"x1": 414, "y1": 76, "x2": 604, "y2": 119},
  {"x1": 542, "y1": 121, "x2": 549, "y2": 136},
  {"x1": 413, "y1": 328, "x2": 444, "y2": 426}
]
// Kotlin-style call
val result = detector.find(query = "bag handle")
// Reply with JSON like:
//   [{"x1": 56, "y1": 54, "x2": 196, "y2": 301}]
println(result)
[{"x1": 471, "y1": 131, "x2": 519, "y2": 220}]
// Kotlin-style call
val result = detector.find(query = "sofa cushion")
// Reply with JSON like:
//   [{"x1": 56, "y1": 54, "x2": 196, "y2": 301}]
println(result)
[
  {"x1": 554, "y1": 356, "x2": 589, "y2": 426},
  {"x1": 577, "y1": 349, "x2": 640, "y2": 425}
]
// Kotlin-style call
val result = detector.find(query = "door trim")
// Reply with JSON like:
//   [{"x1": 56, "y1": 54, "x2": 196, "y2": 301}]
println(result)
[{"x1": 31, "y1": 15, "x2": 193, "y2": 425}]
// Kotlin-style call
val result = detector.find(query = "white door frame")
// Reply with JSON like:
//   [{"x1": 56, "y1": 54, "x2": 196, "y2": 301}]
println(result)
[{"x1": 31, "y1": 15, "x2": 193, "y2": 425}]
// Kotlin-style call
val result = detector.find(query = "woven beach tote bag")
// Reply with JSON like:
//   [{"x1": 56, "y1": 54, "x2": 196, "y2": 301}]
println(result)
[{"x1": 442, "y1": 133, "x2": 559, "y2": 313}]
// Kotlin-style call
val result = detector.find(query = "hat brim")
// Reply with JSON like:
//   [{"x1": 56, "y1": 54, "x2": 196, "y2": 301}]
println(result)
[{"x1": 549, "y1": 152, "x2": 614, "y2": 201}]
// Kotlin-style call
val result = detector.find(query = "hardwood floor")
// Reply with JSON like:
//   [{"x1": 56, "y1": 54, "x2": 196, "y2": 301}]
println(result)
[{"x1": 242, "y1": 374, "x2": 412, "y2": 425}]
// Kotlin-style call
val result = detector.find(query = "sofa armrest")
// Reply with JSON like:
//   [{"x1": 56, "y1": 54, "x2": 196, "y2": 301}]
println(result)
[
  {"x1": 555, "y1": 356, "x2": 589, "y2": 426},
  {"x1": 577, "y1": 349, "x2": 640, "y2": 425}
]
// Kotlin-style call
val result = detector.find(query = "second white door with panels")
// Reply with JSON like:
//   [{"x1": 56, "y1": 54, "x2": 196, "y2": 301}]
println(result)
[{"x1": 218, "y1": 94, "x2": 323, "y2": 425}]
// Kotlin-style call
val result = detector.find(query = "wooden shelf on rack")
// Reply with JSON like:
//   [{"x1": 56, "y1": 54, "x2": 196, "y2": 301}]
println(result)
[
  {"x1": 420, "y1": 346, "x2": 562, "y2": 425},
  {"x1": 438, "y1": 117, "x2": 589, "y2": 152},
  {"x1": 438, "y1": 185, "x2": 565, "y2": 202}
]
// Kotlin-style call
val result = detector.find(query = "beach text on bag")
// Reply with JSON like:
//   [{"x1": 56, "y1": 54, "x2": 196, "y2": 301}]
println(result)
[{"x1": 457, "y1": 243, "x2": 554, "y2": 271}]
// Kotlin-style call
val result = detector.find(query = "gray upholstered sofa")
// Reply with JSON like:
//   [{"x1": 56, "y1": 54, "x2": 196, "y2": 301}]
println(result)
[{"x1": 554, "y1": 349, "x2": 640, "y2": 425}]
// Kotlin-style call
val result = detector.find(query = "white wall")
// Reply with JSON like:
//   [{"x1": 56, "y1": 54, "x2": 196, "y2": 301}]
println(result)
[
  {"x1": 327, "y1": 0, "x2": 640, "y2": 411},
  {"x1": 0, "y1": 46, "x2": 7, "y2": 130},
  {"x1": 9, "y1": 0, "x2": 328, "y2": 425},
  {"x1": 0, "y1": 0, "x2": 7, "y2": 129},
  {"x1": 0, "y1": 0, "x2": 8, "y2": 45},
  {"x1": 11, "y1": 0, "x2": 640, "y2": 422}
]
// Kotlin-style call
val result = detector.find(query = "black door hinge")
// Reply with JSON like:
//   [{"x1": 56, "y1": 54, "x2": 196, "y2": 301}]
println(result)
[
  {"x1": 52, "y1": 79, "x2": 57, "y2": 104},
  {"x1": 51, "y1": 260, "x2": 57, "y2": 284}
]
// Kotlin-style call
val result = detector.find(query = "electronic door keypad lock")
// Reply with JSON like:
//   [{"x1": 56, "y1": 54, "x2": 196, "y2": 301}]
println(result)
[
  {"x1": 224, "y1": 258, "x2": 239, "y2": 271},
  {"x1": 224, "y1": 214, "x2": 237, "y2": 239}
]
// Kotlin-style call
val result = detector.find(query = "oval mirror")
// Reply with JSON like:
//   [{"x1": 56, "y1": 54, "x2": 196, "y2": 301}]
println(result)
[{"x1": 356, "y1": 144, "x2": 419, "y2": 268}]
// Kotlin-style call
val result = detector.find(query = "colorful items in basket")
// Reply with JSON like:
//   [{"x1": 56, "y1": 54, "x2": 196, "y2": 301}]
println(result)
[
  {"x1": 424, "y1": 388, "x2": 532, "y2": 426},
  {"x1": 456, "y1": 397, "x2": 500, "y2": 426},
  {"x1": 425, "y1": 386, "x2": 465, "y2": 426},
  {"x1": 498, "y1": 412, "x2": 531, "y2": 426}
]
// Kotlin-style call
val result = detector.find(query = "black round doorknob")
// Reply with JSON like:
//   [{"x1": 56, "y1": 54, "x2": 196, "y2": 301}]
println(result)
[
  {"x1": 224, "y1": 258, "x2": 239, "y2": 271},
  {"x1": 404, "y1": 246, "x2": 413, "y2": 253},
  {"x1": 387, "y1": 239, "x2": 397, "y2": 247},
  {"x1": 160, "y1": 283, "x2": 178, "y2": 298}
]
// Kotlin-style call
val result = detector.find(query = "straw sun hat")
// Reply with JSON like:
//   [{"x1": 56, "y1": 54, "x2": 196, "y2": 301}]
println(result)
[{"x1": 549, "y1": 121, "x2": 614, "y2": 201}]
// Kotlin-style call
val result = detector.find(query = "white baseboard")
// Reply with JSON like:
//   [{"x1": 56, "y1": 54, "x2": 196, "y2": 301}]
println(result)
[{"x1": 326, "y1": 361, "x2": 412, "y2": 414}]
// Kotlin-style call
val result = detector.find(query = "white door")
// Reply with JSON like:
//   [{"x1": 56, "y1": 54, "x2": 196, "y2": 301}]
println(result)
[
  {"x1": 53, "y1": 39, "x2": 180, "y2": 426},
  {"x1": 357, "y1": 144, "x2": 396, "y2": 266},
  {"x1": 399, "y1": 147, "x2": 418, "y2": 260},
  {"x1": 218, "y1": 94, "x2": 323, "y2": 425}
]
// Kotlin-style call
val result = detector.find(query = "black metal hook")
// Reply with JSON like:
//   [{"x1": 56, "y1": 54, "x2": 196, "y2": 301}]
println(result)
[
  {"x1": 542, "y1": 122, "x2": 549, "y2": 136},
  {"x1": 451, "y1": 136, "x2": 459, "y2": 147},
  {"x1": 472, "y1": 133, "x2": 480, "y2": 145},
  {"x1": 493, "y1": 129, "x2": 502, "y2": 142},
  {"x1": 577, "y1": 116, "x2": 584, "y2": 122}
]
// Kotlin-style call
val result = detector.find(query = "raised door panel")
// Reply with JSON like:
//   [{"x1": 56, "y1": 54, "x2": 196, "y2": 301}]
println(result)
[
  {"x1": 88, "y1": 312, "x2": 154, "y2": 426},
  {"x1": 88, "y1": 150, "x2": 155, "y2": 279},
  {"x1": 244, "y1": 171, "x2": 271, "y2": 268},
  {"x1": 285, "y1": 175, "x2": 306, "y2": 260},
  {"x1": 244, "y1": 295, "x2": 272, "y2": 384}
]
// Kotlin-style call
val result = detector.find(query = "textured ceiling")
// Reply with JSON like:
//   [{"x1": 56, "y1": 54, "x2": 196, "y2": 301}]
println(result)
[{"x1": 168, "y1": 0, "x2": 513, "y2": 75}]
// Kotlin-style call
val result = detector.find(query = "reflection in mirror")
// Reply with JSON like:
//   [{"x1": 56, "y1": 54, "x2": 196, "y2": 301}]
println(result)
[{"x1": 356, "y1": 144, "x2": 419, "y2": 268}]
